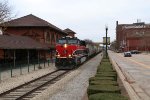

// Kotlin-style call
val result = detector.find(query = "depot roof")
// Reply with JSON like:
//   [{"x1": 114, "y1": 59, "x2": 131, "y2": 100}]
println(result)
[{"x1": 0, "y1": 34, "x2": 49, "y2": 49}]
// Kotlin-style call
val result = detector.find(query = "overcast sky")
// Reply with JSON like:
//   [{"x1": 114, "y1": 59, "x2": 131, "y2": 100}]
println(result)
[{"x1": 7, "y1": 0, "x2": 150, "y2": 42}]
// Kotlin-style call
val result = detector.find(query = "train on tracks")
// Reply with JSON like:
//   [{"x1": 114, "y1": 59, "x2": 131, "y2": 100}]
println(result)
[{"x1": 55, "y1": 36, "x2": 101, "y2": 69}]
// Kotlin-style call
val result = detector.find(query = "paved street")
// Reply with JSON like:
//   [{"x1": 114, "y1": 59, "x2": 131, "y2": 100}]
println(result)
[{"x1": 108, "y1": 51, "x2": 150, "y2": 99}]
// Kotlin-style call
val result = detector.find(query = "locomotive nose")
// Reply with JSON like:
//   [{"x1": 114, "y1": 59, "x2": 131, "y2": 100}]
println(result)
[{"x1": 63, "y1": 50, "x2": 67, "y2": 54}]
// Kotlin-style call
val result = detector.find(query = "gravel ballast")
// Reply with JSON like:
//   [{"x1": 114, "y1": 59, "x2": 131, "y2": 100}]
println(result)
[{"x1": 46, "y1": 53, "x2": 102, "y2": 100}]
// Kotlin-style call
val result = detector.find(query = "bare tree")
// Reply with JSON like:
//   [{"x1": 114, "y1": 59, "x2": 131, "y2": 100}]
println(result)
[
  {"x1": 84, "y1": 39, "x2": 93, "y2": 44},
  {"x1": 110, "y1": 40, "x2": 117, "y2": 51},
  {"x1": 0, "y1": 0, "x2": 13, "y2": 23}
]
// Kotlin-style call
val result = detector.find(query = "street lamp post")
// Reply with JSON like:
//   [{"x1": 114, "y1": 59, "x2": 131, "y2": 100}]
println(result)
[{"x1": 106, "y1": 26, "x2": 108, "y2": 58}]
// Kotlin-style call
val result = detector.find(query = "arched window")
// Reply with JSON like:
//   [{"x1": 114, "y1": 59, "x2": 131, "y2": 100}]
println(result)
[
  {"x1": 51, "y1": 33, "x2": 55, "y2": 42},
  {"x1": 45, "y1": 32, "x2": 50, "y2": 43},
  {"x1": 56, "y1": 34, "x2": 59, "y2": 41}
]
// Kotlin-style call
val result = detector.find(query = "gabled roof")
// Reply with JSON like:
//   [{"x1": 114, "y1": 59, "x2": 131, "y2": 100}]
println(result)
[
  {"x1": 0, "y1": 34, "x2": 49, "y2": 49},
  {"x1": 63, "y1": 28, "x2": 76, "y2": 34},
  {"x1": 0, "y1": 14, "x2": 67, "y2": 35}
]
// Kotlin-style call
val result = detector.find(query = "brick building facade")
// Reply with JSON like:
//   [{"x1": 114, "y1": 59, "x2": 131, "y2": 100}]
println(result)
[
  {"x1": 116, "y1": 21, "x2": 150, "y2": 52},
  {"x1": 0, "y1": 14, "x2": 68, "y2": 59}
]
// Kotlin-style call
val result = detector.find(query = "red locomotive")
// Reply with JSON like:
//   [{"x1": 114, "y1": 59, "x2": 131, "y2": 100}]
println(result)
[{"x1": 55, "y1": 36, "x2": 88, "y2": 69}]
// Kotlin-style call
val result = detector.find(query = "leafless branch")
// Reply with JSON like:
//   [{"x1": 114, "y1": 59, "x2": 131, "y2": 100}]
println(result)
[{"x1": 0, "y1": 0, "x2": 14, "y2": 24}]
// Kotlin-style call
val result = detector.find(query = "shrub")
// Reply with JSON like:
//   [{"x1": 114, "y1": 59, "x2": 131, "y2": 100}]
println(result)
[
  {"x1": 100, "y1": 61, "x2": 112, "y2": 65},
  {"x1": 97, "y1": 67, "x2": 114, "y2": 72},
  {"x1": 95, "y1": 73, "x2": 116, "y2": 77},
  {"x1": 97, "y1": 62, "x2": 113, "y2": 72},
  {"x1": 87, "y1": 85, "x2": 121, "y2": 95},
  {"x1": 97, "y1": 71, "x2": 117, "y2": 74},
  {"x1": 89, "y1": 80, "x2": 118, "y2": 86},
  {"x1": 89, "y1": 77, "x2": 115, "y2": 82},
  {"x1": 95, "y1": 73, "x2": 117, "y2": 80},
  {"x1": 89, "y1": 93, "x2": 128, "y2": 100},
  {"x1": 101, "y1": 59, "x2": 110, "y2": 62}
]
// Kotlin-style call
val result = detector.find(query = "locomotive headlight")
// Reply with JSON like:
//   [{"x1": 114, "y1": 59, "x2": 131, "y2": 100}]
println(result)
[
  {"x1": 69, "y1": 54, "x2": 71, "y2": 57},
  {"x1": 55, "y1": 54, "x2": 60, "y2": 57},
  {"x1": 55, "y1": 51, "x2": 60, "y2": 57},
  {"x1": 64, "y1": 44, "x2": 67, "y2": 48}
]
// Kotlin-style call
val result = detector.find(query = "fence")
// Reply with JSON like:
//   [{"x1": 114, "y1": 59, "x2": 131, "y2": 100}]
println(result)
[{"x1": 0, "y1": 58, "x2": 55, "y2": 81}]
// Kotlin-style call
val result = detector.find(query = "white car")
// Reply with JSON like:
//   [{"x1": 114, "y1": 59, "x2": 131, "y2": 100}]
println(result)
[{"x1": 124, "y1": 52, "x2": 132, "y2": 57}]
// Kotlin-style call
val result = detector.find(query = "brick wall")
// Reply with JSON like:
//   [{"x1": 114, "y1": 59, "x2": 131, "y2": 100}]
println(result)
[{"x1": 116, "y1": 23, "x2": 150, "y2": 51}]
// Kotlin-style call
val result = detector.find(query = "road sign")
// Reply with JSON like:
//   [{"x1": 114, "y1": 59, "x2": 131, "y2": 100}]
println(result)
[{"x1": 103, "y1": 37, "x2": 110, "y2": 45}]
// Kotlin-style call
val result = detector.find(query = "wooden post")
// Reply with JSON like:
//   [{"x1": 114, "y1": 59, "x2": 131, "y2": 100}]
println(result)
[
  {"x1": 44, "y1": 50, "x2": 46, "y2": 68},
  {"x1": 38, "y1": 50, "x2": 40, "y2": 67},
  {"x1": 20, "y1": 63, "x2": 22, "y2": 75},
  {"x1": 27, "y1": 50, "x2": 30, "y2": 73},
  {"x1": 34, "y1": 60, "x2": 35, "y2": 70},
  {"x1": 4, "y1": 49, "x2": 6, "y2": 63},
  {"x1": 48, "y1": 50, "x2": 50, "y2": 66},
  {"x1": 0, "y1": 60, "x2": 1, "y2": 81},
  {"x1": 12, "y1": 50, "x2": 16, "y2": 77}
]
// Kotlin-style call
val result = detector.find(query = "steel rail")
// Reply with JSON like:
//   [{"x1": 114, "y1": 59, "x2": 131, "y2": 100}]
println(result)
[{"x1": 0, "y1": 70, "x2": 69, "y2": 100}]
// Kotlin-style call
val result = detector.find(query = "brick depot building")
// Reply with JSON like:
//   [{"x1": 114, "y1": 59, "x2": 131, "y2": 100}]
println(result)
[
  {"x1": 0, "y1": 14, "x2": 69, "y2": 59},
  {"x1": 116, "y1": 21, "x2": 150, "y2": 52}
]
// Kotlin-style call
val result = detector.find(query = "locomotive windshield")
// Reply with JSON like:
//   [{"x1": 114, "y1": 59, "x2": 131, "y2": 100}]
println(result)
[
  {"x1": 58, "y1": 39, "x2": 67, "y2": 44},
  {"x1": 68, "y1": 39, "x2": 78, "y2": 44},
  {"x1": 57, "y1": 38, "x2": 78, "y2": 44}
]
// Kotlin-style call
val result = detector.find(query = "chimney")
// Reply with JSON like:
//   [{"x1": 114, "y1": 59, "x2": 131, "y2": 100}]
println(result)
[
  {"x1": 116, "y1": 21, "x2": 118, "y2": 27},
  {"x1": 137, "y1": 19, "x2": 141, "y2": 23}
]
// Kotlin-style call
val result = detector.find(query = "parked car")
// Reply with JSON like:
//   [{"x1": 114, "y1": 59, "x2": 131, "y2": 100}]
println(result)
[
  {"x1": 130, "y1": 50, "x2": 141, "y2": 54},
  {"x1": 124, "y1": 52, "x2": 132, "y2": 57},
  {"x1": 116, "y1": 50, "x2": 120, "y2": 53},
  {"x1": 116, "y1": 49, "x2": 122, "y2": 53}
]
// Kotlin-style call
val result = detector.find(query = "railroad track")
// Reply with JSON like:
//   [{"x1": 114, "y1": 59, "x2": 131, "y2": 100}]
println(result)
[{"x1": 0, "y1": 70, "x2": 70, "y2": 100}]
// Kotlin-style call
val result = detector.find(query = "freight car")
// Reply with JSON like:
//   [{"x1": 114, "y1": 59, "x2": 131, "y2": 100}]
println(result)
[{"x1": 55, "y1": 36, "x2": 100, "y2": 69}]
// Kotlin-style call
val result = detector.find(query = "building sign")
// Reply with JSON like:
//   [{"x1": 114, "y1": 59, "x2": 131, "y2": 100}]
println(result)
[
  {"x1": 103, "y1": 37, "x2": 110, "y2": 45},
  {"x1": 124, "y1": 25, "x2": 145, "y2": 29}
]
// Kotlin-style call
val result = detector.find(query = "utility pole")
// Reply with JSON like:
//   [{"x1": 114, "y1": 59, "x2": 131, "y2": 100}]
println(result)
[{"x1": 106, "y1": 26, "x2": 108, "y2": 58}]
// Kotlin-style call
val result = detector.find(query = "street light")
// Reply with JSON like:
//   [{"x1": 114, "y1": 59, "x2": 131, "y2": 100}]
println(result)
[{"x1": 105, "y1": 26, "x2": 108, "y2": 58}]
